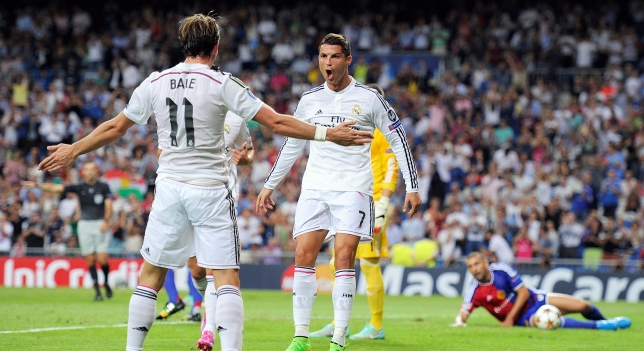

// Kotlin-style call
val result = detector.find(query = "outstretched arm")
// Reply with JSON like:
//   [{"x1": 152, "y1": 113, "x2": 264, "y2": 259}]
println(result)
[
  {"x1": 253, "y1": 104, "x2": 373, "y2": 146},
  {"x1": 38, "y1": 112, "x2": 135, "y2": 172},
  {"x1": 21, "y1": 181, "x2": 65, "y2": 194}
]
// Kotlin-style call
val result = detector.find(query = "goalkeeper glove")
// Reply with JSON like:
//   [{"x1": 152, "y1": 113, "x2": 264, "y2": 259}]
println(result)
[{"x1": 374, "y1": 195, "x2": 390, "y2": 234}]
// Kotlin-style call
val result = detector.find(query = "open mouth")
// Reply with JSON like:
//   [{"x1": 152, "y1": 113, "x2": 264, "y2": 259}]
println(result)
[{"x1": 326, "y1": 69, "x2": 333, "y2": 80}]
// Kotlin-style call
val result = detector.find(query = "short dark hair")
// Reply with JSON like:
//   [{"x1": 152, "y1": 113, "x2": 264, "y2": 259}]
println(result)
[
  {"x1": 178, "y1": 12, "x2": 221, "y2": 58},
  {"x1": 467, "y1": 251, "x2": 486, "y2": 261},
  {"x1": 366, "y1": 83, "x2": 384, "y2": 97},
  {"x1": 319, "y1": 33, "x2": 351, "y2": 57}
]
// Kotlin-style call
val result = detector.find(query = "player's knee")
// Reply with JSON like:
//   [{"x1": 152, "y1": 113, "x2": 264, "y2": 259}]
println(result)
[
  {"x1": 334, "y1": 252, "x2": 354, "y2": 270},
  {"x1": 581, "y1": 300, "x2": 592, "y2": 312},
  {"x1": 190, "y1": 265, "x2": 206, "y2": 280},
  {"x1": 211, "y1": 269, "x2": 240, "y2": 288},
  {"x1": 295, "y1": 246, "x2": 317, "y2": 267}
]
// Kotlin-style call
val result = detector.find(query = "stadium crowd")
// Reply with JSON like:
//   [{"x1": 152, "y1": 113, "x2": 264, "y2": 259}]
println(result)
[{"x1": 1, "y1": 1, "x2": 644, "y2": 271}]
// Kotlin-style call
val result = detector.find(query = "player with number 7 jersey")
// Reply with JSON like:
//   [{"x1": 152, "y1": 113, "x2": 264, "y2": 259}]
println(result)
[
  {"x1": 36, "y1": 12, "x2": 373, "y2": 351},
  {"x1": 256, "y1": 33, "x2": 421, "y2": 351}
]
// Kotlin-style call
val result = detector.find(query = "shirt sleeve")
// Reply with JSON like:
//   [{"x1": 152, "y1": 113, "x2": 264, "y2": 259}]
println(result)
[
  {"x1": 371, "y1": 95, "x2": 419, "y2": 192},
  {"x1": 102, "y1": 183, "x2": 113, "y2": 199},
  {"x1": 461, "y1": 282, "x2": 479, "y2": 314},
  {"x1": 63, "y1": 184, "x2": 79, "y2": 194},
  {"x1": 124, "y1": 76, "x2": 153, "y2": 125},
  {"x1": 493, "y1": 263, "x2": 524, "y2": 290},
  {"x1": 220, "y1": 74, "x2": 263, "y2": 123},
  {"x1": 263, "y1": 99, "x2": 307, "y2": 189}
]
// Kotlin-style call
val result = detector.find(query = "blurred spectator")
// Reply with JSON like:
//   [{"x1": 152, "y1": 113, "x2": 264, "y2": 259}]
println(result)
[
  {"x1": 49, "y1": 234, "x2": 67, "y2": 257},
  {"x1": 401, "y1": 212, "x2": 425, "y2": 244},
  {"x1": 0, "y1": 213, "x2": 13, "y2": 252},
  {"x1": 558, "y1": 213, "x2": 585, "y2": 259},
  {"x1": 535, "y1": 226, "x2": 554, "y2": 268},
  {"x1": 482, "y1": 229, "x2": 514, "y2": 264},
  {"x1": 21, "y1": 212, "x2": 45, "y2": 253},
  {"x1": 600, "y1": 169, "x2": 621, "y2": 218},
  {"x1": 437, "y1": 217, "x2": 464, "y2": 266},
  {"x1": 238, "y1": 207, "x2": 263, "y2": 248},
  {"x1": 513, "y1": 227, "x2": 534, "y2": 265}
]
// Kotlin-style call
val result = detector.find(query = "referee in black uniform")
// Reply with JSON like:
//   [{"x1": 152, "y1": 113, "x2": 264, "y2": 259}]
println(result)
[{"x1": 23, "y1": 162, "x2": 114, "y2": 301}]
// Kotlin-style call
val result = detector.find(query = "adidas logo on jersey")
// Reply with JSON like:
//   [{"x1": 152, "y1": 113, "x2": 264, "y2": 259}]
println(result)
[
  {"x1": 315, "y1": 109, "x2": 323, "y2": 115},
  {"x1": 144, "y1": 247, "x2": 150, "y2": 255},
  {"x1": 132, "y1": 326, "x2": 149, "y2": 332}
]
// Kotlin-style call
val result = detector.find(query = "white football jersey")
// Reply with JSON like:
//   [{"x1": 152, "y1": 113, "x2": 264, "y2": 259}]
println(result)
[
  {"x1": 124, "y1": 63, "x2": 262, "y2": 184},
  {"x1": 224, "y1": 111, "x2": 252, "y2": 198},
  {"x1": 264, "y1": 77, "x2": 418, "y2": 195}
]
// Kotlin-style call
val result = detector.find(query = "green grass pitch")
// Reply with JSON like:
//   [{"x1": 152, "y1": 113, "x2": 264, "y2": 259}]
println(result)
[{"x1": 0, "y1": 288, "x2": 641, "y2": 350}]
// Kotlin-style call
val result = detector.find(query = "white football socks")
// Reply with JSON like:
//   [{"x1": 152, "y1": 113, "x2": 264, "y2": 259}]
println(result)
[
  {"x1": 204, "y1": 275, "x2": 217, "y2": 333},
  {"x1": 332, "y1": 269, "x2": 356, "y2": 347},
  {"x1": 292, "y1": 266, "x2": 317, "y2": 338},
  {"x1": 215, "y1": 285, "x2": 244, "y2": 351},
  {"x1": 192, "y1": 276, "x2": 208, "y2": 297},
  {"x1": 126, "y1": 286, "x2": 158, "y2": 351}
]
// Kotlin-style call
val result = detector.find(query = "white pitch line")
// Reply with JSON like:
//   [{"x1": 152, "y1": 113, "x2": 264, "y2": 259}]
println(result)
[
  {"x1": 0, "y1": 314, "x2": 437, "y2": 335},
  {"x1": 0, "y1": 321, "x2": 187, "y2": 335}
]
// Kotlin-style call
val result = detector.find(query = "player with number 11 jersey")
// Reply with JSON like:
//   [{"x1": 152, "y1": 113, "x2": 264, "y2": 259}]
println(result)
[{"x1": 126, "y1": 64, "x2": 258, "y2": 185}]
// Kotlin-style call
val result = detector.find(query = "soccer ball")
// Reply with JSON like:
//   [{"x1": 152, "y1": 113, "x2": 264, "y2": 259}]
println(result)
[{"x1": 533, "y1": 304, "x2": 562, "y2": 330}]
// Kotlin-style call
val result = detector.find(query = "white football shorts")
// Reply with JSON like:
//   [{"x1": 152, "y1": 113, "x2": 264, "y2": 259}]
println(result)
[
  {"x1": 141, "y1": 179, "x2": 240, "y2": 269},
  {"x1": 292, "y1": 190, "x2": 374, "y2": 243}
]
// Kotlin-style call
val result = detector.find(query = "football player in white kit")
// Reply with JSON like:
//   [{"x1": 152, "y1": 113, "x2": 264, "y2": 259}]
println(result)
[
  {"x1": 256, "y1": 33, "x2": 421, "y2": 351},
  {"x1": 38, "y1": 14, "x2": 373, "y2": 351},
  {"x1": 190, "y1": 111, "x2": 255, "y2": 350}
]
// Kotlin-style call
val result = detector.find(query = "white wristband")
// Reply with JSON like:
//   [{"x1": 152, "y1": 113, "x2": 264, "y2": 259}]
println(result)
[{"x1": 314, "y1": 126, "x2": 327, "y2": 142}]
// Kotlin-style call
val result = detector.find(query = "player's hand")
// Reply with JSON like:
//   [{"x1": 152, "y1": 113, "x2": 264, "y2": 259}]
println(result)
[
  {"x1": 100, "y1": 220, "x2": 109, "y2": 232},
  {"x1": 451, "y1": 315, "x2": 467, "y2": 327},
  {"x1": 256, "y1": 187, "x2": 276, "y2": 214},
  {"x1": 326, "y1": 120, "x2": 373, "y2": 146},
  {"x1": 403, "y1": 192, "x2": 421, "y2": 218},
  {"x1": 20, "y1": 181, "x2": 37, "y2": 188},
  {"x1": 373, "y1": 196, "x2": 390, "y2": 234},
  {"x1": 38, "y1": 144, "x2": 77, "y2": 172},
  {"x1": 501, "y1": 318, "x2": 514, "y2": 327},
  {"x1": 231, "y1": 142, "x2": 250, "y2": 165}
]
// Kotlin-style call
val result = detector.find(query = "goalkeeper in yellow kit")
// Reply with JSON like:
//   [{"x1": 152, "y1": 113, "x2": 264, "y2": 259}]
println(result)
[{"x1": 310, "y1": 84, "x2": 397, "y2": 340}]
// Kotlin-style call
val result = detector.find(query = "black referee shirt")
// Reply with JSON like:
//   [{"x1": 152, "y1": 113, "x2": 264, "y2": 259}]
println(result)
[{"x1": 64, "y1": 182, "x2": 112, "y2": 220}]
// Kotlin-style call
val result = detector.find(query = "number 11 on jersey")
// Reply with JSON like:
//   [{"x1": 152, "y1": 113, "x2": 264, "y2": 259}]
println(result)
[{"x1": 166, "y1": 97, "x2": 195, "y2": 147}]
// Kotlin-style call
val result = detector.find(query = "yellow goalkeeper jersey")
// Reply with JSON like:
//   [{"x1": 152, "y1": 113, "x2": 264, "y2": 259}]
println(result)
[{"x1": 371, "y1": 129, "x2": 399, "y2": 201}]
